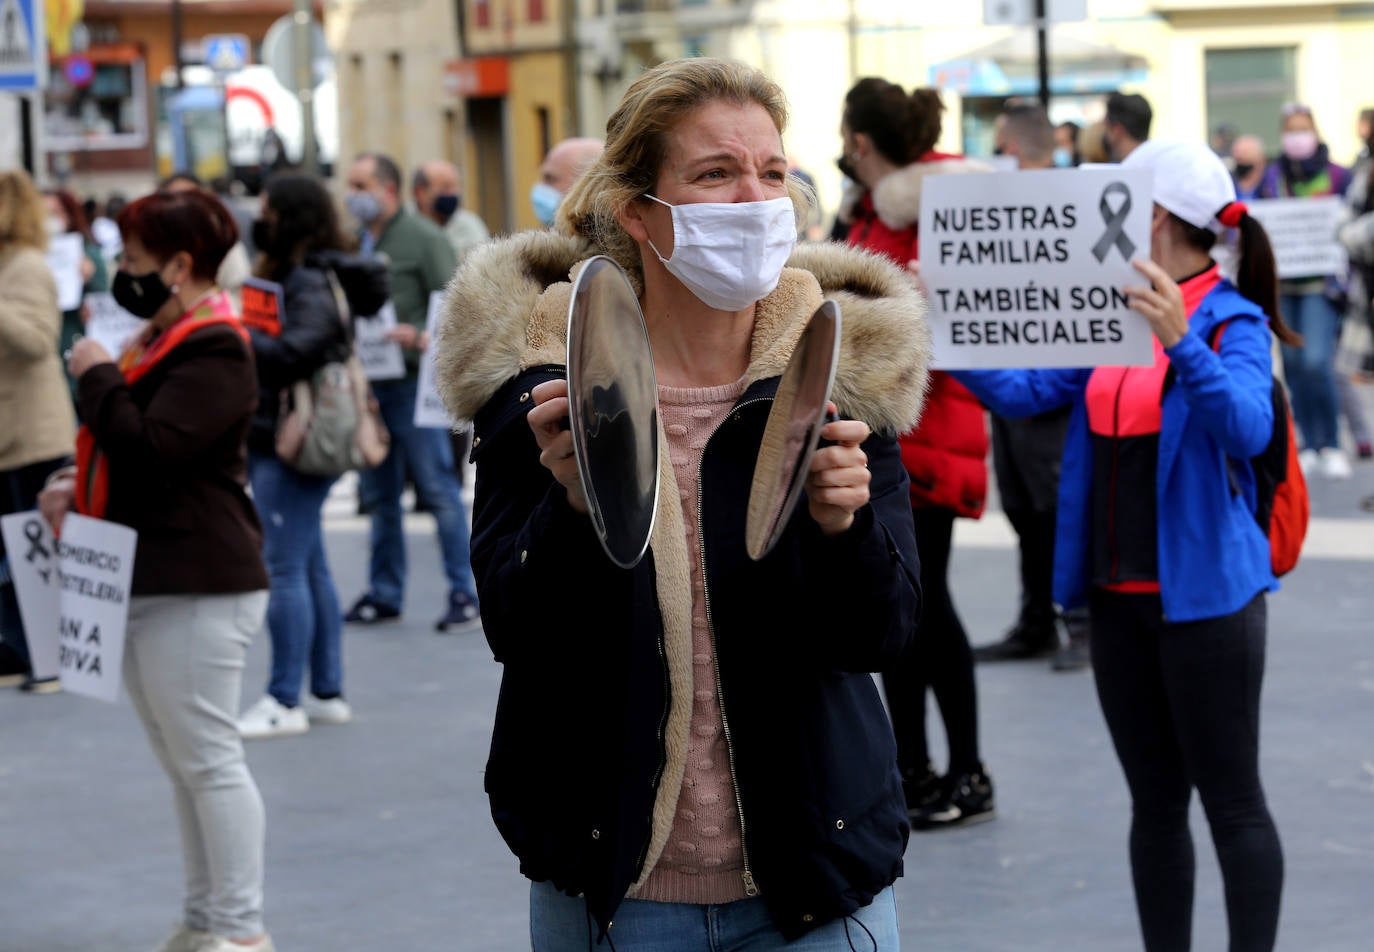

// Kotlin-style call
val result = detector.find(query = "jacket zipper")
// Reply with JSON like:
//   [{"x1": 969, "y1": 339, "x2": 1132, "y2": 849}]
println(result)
[
  {"x1": 698, "y1": 398, "x2": 767, "y2": 898},
  {"x1": 633, "y1": 624, "x2": 671, "y2": 880}
]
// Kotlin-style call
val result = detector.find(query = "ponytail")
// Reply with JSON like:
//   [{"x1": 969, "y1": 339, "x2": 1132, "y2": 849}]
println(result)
[{"x1": 1234, "y1": 213, "x2": 1303, "y2": 347}]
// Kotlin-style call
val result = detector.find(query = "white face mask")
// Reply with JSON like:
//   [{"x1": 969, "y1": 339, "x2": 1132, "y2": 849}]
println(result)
[{"x1": 645, "y1": 195, "x2": 797, "y2": 312}]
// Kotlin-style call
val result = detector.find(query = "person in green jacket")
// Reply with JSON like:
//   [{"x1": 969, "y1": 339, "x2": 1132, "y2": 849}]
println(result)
[{"x1": 342, "y1": 152, "x2": 480, "y2": 634}]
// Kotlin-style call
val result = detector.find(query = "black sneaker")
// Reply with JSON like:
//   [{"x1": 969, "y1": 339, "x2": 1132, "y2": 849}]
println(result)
[
  {"x1": 343, "y1": 595, "x2": 402, "y2": 625},
  {"x1": 911, "y1": 769, "x2": 995, "y2": 830},
  {"x1": 0, "y1": 646, "x2": 29, "y2": 688},
  {"x1": 972, "y1": 623, "x2": 1057, "y2": 662},
  {"x1": 435, "y1": 591, "x2": 481, "y2": 634},
  {"x1": 901, "y1": 763, "x2": 944, "y2": 819},
  {"x1": 20, "y1": 676, "x2": 62, "y2": 695}
]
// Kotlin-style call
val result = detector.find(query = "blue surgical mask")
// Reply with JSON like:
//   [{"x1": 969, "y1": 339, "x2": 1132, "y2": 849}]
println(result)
[
  {"x1": 346, "y1": 190, "x2": 382, "y2": 225},
  {"x1": 530, "y1": 182, "x2": 562, "y2": 227},
  {"x1": 1053, "y1": 146, "x2": 1074, "y2": 168}
]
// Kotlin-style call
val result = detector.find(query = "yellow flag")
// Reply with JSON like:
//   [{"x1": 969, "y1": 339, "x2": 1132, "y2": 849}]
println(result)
[{"x1": 46, "y1": 0, "x2": 85, "y2": 57}]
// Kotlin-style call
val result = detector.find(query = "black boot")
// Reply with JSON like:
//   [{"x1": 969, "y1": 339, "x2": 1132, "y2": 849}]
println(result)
[
  {"x1": 973, "y1": 620, "x2": 1058, "y2": 661},
  {"x1": 911, "y1": 767, "x2": 995, "y2": 830}
]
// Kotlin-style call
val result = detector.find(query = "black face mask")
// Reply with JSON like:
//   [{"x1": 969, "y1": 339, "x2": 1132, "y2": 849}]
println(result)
[
  {"x1": 836, "y1": 153, "x2": 859, "y2": 184},
  {"x1": 1234, "y1": 162, "x2": 1256, "y2": 179},
  {"x1": 112, "y1": 267, "x2": 173, "y2": 319},
  {"x1": 433, "y1": 194, "x2": 460, "y2": 222},
  {"x1": 993, "y1": 146, "x2": 1005, "y2": 157}
]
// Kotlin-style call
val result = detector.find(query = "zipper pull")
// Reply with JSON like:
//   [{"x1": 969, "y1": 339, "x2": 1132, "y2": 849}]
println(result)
[{"x1": 742, "y1": 869, "x2": 759, "y2": 896}]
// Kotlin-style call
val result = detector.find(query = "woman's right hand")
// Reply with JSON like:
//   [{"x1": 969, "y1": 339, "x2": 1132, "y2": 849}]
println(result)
[
  {"x1": 38, "y1": 475, "x2": 76, "y2": 536},
  {"x1": 527, "y1": 379, "x2": 589, "y2": 514}
]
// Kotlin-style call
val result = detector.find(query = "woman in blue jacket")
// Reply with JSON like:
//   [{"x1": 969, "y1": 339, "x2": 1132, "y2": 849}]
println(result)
[{"x1": 957, "y1": 141, "x2": 1293, "y2": 952}]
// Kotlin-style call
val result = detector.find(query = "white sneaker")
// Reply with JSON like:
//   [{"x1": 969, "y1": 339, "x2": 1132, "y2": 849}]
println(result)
[
  {"x1": 1298, "y1": 448, "x2": 1320, "y2": 476},
  {"x1": 154, "y1": 925, "x2": 213, "y2": 952},
  {"x1": 200, "y1": 935, "x2": 276, "y2": 952},
  {"x1": 236, "y1": 696, "x2": 309, "y2": 740},
  {"x1": 302, "y1": 694, "x2": 352, "y2": 725},
  {"x1": 1320, "y1": 447, "x2": 1352, "y2": 479}
]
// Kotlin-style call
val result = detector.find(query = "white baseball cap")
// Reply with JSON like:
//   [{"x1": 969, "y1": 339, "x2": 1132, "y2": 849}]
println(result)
[{"x1": 1121, "y1": 139, "x2": 1242, "y2": 232}]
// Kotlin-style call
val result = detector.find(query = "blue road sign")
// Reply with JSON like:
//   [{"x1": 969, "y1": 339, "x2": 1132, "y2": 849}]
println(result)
[
  {"x1": 204, "y1": 33, "x2": 249, "y2": 73},
  {"x1": 0, "y1": 0, "x2": 45, "y2": 91}
]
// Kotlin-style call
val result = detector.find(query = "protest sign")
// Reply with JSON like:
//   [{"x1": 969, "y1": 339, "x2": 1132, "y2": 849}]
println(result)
[
  {"x1": 240, "y1": 277, "x2": 285, "y2": 336},
  {"x1": 355, "y1": 301, "x2": 406, "y2": 381},
  {"x1": 414, "y1": 291, "x2": 454, "y2": 429},
  {"x1": 46, "y1": 231, "x2": 85, "y2": 311},
  {"x1": 0, "y1": 512, "x2": 136, "y2": 701},
  {"x1": 1, "y1": 513, "x2": 61, "y2": 680},
  {"x1": 919, "y1": 167, "x2": 1154, "y2": 369},
  {"x1": 83, "y1": 292, "x2": 146, "y2": 357},
  {"x1": 1245, "y1": 196, "x2": 1345, "y2": 279}
]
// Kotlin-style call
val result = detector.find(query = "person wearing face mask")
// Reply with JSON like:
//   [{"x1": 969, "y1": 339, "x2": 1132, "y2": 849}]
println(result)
[
  {"x1": 1053, "y1": 120, "x2": 1081, "y2": 168},
  {"x1": 342, "y1": 152, "x2": 480, "y2": 633},
  {"x1": 235, "y1": 173, "x2": 390, "y2": 740},
  {"x1": 43, "y1": 188, "x2": 108, "y2": 398},
  {"x1": 412, "y1": 159, "x2": 491, "y2": 264},
  {"x1": 435, "y1": 58, "x2": 926, "y2": 950},
  {"x1": 1230, "y1": 135, "x2": 1268, "y2": 201},
  {"x1": 836, "y1": 76, "x2": 996, "y2": 829},
  {"x1": 530, "y1": 136, "x2": 604, "y2": 227},
  {"x1": 38, "y1": 189, "x2": 277, "y2": 952},
  {"x1": 0, "y1": 170, "x2": 78, "y2": 694},
  {"x1": 954, "y1": 138, "x2": 1293, "y2": 952},
  {"x1": 1258, "y1": 103, "x2": 1354, "y2": 479}
]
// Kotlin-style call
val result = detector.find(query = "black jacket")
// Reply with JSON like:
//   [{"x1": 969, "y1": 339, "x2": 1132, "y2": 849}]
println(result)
[
  {"x1": 437, "y1": 232, "x2": 932, "y2": 941},
  {"x1": 247, "y1": 253, "x2": 389, "y2": 454}
]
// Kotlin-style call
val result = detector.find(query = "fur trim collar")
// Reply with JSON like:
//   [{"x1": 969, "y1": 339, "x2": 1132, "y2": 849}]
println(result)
[
  {"x1": 867, "y1": 158, "x2": 990, "y2": 232},
  {"x1": 435, "y1": 231, "x2": 930, "y2": 436}
]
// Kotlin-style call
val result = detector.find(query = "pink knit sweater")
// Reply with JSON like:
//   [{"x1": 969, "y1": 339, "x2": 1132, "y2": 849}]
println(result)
[{"x1": 637, "y1": 377, "x2": 751, "y2": 905}]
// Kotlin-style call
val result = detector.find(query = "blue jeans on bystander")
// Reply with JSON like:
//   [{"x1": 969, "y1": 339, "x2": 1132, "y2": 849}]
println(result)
[
  {"x1": 1279, "y1": 290, "x2": 1342, "y2": 452},
  {"x1": 358, "y1": 377, "x2": 476, "y2": 611},
  {"x1": 248, "y1": 453, "x2": 342, "y2": 707}
]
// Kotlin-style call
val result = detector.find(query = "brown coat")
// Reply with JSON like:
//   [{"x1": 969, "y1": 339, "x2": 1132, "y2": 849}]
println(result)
[
  {"x1": 0, "y1": 247, "x2": 78, "y2": 471},
  {"x1": 76, "y1": 324, "x2": 269, "y2": 597}
]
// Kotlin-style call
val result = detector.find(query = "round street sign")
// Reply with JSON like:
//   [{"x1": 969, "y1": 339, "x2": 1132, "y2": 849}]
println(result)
[
  {"x1": 62, "y1": 54, "x2": 94, "y2": 88},
  {"x1": 261, "y1": 13, "x2": 331, "y2": 90}
]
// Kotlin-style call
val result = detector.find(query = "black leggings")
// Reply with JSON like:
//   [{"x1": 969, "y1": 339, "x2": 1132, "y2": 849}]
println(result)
[
  {"x1": 882, "y1": 507, "x2": 981, "y2": 775},
  {"x1": 1090, "y1": 589, "x2": 1283, "y2": 952}
]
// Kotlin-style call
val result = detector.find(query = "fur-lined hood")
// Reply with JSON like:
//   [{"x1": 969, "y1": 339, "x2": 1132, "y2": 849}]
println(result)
[
  {"x1": 434, "y1": 230, "x2": 931, "y2": 436},
  {"x1": 839, "y1": 157, "x2": 990, "y2": 232}
]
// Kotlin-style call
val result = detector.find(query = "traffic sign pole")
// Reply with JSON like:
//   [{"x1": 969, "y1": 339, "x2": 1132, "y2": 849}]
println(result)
[{"x1": 292, "y1": 0, "x2": 318, "y2": 175}]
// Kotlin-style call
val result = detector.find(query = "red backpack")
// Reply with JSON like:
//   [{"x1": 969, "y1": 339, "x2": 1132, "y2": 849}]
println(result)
[{"x1": 1211, "y1": 322, "x2": 1308, "y2": 576}]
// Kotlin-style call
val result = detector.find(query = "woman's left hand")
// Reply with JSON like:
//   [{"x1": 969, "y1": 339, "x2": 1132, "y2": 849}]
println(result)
[
  {"x1": 67, "y1": 337, "x2": 114, "y2": 378},
  {"x1": 806, "y1": 404, "x2": 872, "y2": 536},
  {"x1": 1124, "y1": 258, "x2": 1189, "y2": 349}
]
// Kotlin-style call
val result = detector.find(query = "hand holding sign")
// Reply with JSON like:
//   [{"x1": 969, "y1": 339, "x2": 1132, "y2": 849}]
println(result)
[{"x1": 1125, "y1": 258, "x2": 1189, "y2": 349}]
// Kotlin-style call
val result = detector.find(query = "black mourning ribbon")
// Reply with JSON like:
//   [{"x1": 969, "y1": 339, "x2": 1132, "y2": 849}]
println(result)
[
  {"x1": 1091, "y1": 182, "x2": 1137, "y2": 264},
  {"x1": 23, "y1": 519, "x2": 50, "y2": 564}
]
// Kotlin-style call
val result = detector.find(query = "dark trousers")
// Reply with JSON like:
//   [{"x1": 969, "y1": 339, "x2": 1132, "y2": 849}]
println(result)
[
  {"x1": 882, "y1": 507, "x2": 981, "y2": 775},
  {"x1": 992, "y1": 409, "x2": 1069, "y2": 630},
  {"x1": 1, "y1": 456, "x2": 71, "y2": 668},
  {"x1": 1090, "y1": 589, "x2": 1283, "y2": 952}
]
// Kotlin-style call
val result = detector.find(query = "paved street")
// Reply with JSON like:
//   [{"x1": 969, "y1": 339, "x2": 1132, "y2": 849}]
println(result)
[{"x1": 4, "y1": 420, "x2": 1374, "y2": 952}]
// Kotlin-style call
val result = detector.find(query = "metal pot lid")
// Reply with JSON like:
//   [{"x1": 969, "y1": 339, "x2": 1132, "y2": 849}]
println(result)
[
  {"x1": 745, "y1": 300, "x2": 843, "y2": 561},
  {"x1": 566, "y1": 256, "x2": 661, "y2": 569}
]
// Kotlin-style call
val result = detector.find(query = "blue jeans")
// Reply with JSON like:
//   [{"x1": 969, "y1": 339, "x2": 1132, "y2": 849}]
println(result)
[
  {"x1": 529, "y1": 881, "x2": 899, "y2": 952},
  {"x1": 248, "y1": 453, "x2": 342, "y2": 707},
  {"x1": 1279, "y1": 290, "x2": 1341, "y2": 451},
  {"x1": 359, "y1": 377, "x2": 475, "y2": 610}
]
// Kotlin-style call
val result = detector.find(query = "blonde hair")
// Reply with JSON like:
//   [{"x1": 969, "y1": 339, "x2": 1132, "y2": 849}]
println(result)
[
  {"x1": 558, "y1": 57, "x2": 812, "y2": 277},
  {"x1": 0, "y1": 169, "x2": 47, "y2": 254}
]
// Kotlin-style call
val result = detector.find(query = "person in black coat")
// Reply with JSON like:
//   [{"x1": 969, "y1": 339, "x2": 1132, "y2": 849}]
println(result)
[
  {"x1": 434, "y1": 58, "x2": 930, "y2": 950},
  {"x1": 235, "y1": 173, "x2": 388, "y2": 740}
]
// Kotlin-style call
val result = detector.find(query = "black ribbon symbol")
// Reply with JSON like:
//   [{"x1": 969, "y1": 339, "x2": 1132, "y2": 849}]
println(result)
[
  {"x1": 23, "y1": 519, "x2": 50, "y2": 564},
  {"x1": 1091, "y1": 182, "x2": 1136, "y2": 263}
]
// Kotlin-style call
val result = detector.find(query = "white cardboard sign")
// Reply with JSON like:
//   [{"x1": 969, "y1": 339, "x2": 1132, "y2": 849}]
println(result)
[
  {"x1": 46, "y1": 231, "x2": 86, "y2": 311},
  {"x1": 355, "y1": 301, "x2": 407, "y2": 382},
  {"x1": 0, "y1": 512, "x2": 136, "y2": 702},
  {"x1": 83, "y1": 292, "x2": 147, "y2": 358},
  {"x1": 1245, "y1": 196, "x2": 1346, "y2": 279},
  {"x1": 919, "y1": 167, "x2": 1155, "y2": 369},
  {"x1": 414, "y1": 291, "x2": 454, "y2": 429}
]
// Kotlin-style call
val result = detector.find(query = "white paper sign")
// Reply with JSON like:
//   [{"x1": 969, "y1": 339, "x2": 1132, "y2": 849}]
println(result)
[
  {"x1": 355, "y1": 301, "x2": 407, "y2": 381},
  {"x1": 0, "y1": 512, "x2": 136, "y2": 702},
  {"x1": 919, "y1": 167, "x2": 1155, "y2": 369},
  {"x1": 1, "y1": 513, "x2": 61, "y2": 680},
  {"x1": 414, "y1": 291, "x2": 454, "y2": 429},
  {"x1": 1245, "y1": 196, "x2": 1346, "y2": 279},
  {"x1": 84, "y1": 292, "x2": 147, "y2": 357},
  {"x1": 46, "y1": 232, "x2": 86, "y2": 311}
]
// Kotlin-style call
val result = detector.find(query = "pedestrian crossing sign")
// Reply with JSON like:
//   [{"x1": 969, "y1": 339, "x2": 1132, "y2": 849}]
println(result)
[{"x1": 0, "y1": 0, "x2": 45, "y2": 90}]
